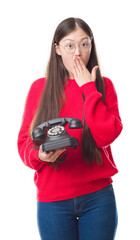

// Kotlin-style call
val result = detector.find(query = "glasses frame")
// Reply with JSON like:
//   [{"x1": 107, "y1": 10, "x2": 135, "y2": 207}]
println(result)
[{"x1": 58, "y1": 38, "x2": 93, "y2": 54}]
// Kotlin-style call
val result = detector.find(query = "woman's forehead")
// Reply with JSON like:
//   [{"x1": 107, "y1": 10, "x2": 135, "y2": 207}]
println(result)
[{"x1": 61, "y1": 28, "x2": 89, "y2": 43}]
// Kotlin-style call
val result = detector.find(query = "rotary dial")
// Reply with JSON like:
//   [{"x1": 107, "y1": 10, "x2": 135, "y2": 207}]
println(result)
[{"x1": 47, "y1": 125, "x2": 65, "y2": 136}]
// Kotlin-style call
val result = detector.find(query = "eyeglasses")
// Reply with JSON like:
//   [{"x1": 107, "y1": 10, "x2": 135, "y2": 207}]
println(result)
[{"x1": 58, "y1": 38, "x2": 92, "y2": 54}]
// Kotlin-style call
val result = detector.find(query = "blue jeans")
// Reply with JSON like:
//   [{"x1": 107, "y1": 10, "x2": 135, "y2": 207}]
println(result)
[{"x1": 37, "y1": 184, "x2": 118, "y2": 240}]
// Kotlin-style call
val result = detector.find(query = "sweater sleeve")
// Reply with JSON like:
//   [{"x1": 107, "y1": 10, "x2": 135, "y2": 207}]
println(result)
[
  {"x1": 17, "y1": 78, "x2": 47, "y2": 170},
  {"x1": 80, "y1": 77, "x2": 123, "y2": 148}
]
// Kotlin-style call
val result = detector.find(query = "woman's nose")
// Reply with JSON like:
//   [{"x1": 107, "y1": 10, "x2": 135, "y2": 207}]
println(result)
[{"x1": 74, "y1": 45, "x2": 81, "y2": 56}]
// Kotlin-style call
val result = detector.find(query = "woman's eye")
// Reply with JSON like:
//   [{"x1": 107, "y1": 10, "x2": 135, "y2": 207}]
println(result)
[
  {"x1": 67, "y1": 44, "x2": 73, "y2": 48},
  {"x1": 82, "y1": 42, "x2": 88, "y2": 47}
]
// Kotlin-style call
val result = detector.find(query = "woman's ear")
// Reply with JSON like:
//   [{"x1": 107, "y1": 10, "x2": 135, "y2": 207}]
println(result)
[{"x1": 54, "y1": 43, "x2": 61, "y2": 56}]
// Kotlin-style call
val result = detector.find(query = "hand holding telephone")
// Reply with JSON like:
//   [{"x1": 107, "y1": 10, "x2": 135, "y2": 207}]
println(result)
[{"x1": 31, "y1": 117, "x2": 83, "y2": 161}]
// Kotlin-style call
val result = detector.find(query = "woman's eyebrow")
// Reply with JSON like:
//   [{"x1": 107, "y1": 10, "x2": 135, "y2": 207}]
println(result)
[{"x1": 64, "y1": 37, "x2": 88, "y2": 42}]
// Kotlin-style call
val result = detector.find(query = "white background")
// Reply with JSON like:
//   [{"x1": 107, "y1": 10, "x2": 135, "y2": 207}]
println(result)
[{"x1": 0, "y1": 0, "x2": 140, "y2": 239}]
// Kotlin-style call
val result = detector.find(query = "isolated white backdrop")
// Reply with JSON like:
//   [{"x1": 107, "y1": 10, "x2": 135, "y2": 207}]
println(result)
[{"x1": 0, "y1": 0, "x2": 140, "y2": 239}]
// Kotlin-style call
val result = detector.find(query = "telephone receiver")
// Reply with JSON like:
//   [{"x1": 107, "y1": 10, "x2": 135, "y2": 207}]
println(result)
[{"x1": 31, "y1": 117, "x2": 83, "y2": 161}]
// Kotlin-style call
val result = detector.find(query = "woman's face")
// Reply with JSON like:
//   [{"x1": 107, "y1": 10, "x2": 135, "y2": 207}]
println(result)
[{"x1": 55, "y1": 27, "x2": 92, "y2": 78}]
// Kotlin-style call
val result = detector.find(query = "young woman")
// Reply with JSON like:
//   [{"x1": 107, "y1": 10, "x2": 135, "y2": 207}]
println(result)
[{"x1": 17, "y1": 17, "x2": 123, "y2": 240}]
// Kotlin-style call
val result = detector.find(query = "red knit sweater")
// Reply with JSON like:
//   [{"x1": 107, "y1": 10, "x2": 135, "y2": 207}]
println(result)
[{"x1": 17, "y1": 77, "x2": 123, "y2": 202}]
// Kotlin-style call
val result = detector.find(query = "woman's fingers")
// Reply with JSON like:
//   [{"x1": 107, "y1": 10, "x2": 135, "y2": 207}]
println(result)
[
  {"x1": 73, "y1": 60, "x2": 78, "y2": 76},
  {"x1": 39, "y1": 146, "x2": 66, "y2": 163},
  {"x1": 91, "y1": 66, "x2": 98, "y2": 82},
  {"x1": 49, "y1": 149, "x2": 66, "y2": 162},
  {"x1": 73, "y1": 56, "x2": 84, "y2": 73},
  {"x1": 78, "y1": 57, "x2": 86, "y2": 71}
]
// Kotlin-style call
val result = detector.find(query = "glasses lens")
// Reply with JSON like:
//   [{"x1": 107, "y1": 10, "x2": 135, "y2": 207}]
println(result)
[
  {"x1": 65, "y1": 43, "x2": 75, "y2": 53},
  {"x1": 80, "y1": 40, "x2": 91, "y2": 52}
]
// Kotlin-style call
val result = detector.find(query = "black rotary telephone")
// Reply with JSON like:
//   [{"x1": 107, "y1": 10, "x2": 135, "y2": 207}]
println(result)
[{"x1": 31, "y1": 117, "x2": 83, "y2": 162}]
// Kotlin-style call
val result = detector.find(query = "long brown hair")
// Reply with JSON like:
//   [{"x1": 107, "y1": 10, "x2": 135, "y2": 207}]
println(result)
[{"x1": 30, "y1": 17, "x2": 105, "y2": 165}]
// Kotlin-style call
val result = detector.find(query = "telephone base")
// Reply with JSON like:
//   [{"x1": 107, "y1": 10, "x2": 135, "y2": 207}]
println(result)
[{"x1": 42, "y1": 137, "x2": 79, "y2": 153}]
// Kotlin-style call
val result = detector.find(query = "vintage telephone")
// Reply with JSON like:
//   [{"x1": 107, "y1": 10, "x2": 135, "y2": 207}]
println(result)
[{"x1": 31, "y1": 117, "x2": 83, "y2": 161}]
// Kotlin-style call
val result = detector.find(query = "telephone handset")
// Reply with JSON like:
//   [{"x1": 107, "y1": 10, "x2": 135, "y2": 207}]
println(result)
[{"x1": 31, "y1": 117, "x2": 83, "y2": 161}]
